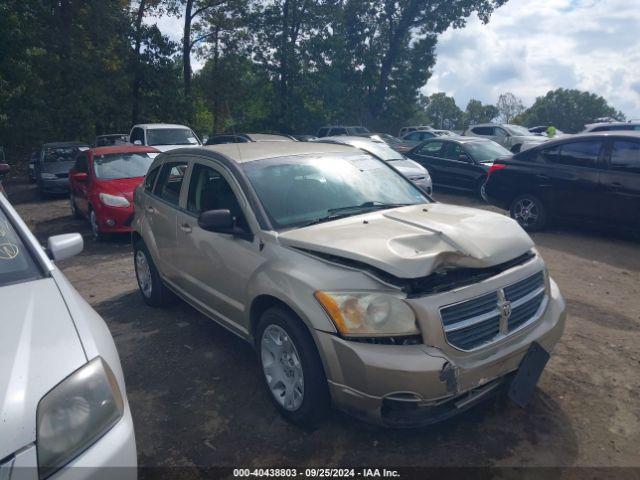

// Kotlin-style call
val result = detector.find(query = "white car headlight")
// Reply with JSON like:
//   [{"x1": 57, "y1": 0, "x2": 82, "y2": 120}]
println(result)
[
  {"x1": 40, "y1": 173, "x2": 58, "y2": 180},
  {"x1": 315, "y1": 291, "x2": 419, "y2": 336},
  {"x1": 37, "y1": 357, "x2": 124, "y2": 478},
  {"x1": 99, "y1": 193, "x2": 130, "y2": 207}
]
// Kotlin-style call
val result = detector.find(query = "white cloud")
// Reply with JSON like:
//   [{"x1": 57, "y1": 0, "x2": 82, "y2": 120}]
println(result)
[
  {"x1": 148, "y1": 1, "x2": 640, "y2": 118},
  {"x1": 423, "y1": 0, "x2": 640, "y2": 118}
]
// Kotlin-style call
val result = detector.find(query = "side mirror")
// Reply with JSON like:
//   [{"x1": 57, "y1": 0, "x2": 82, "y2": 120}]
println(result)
[
  {"x1": 71, "y1": 172, "x2": 88, "y2": 182},
  {"x1": 133, "y1": 140, "x2": 142, "y2": 146},
  {"x1": 0, "y1": 163, "x2": 9, "y2": 177},
  {"x1": 198, "y1": 209, "x2": 253, "y2": 240},
  {"x1": 47, "y1": 233, "x2": 83, "y2": 262}
]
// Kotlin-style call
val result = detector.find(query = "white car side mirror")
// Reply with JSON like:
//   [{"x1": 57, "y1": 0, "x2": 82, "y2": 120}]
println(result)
[{"x1": 48, "y1": 233, "x2": 83, "y2": 261}]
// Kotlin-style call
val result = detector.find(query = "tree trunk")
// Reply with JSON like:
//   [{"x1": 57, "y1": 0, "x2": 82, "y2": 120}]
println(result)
[
  {"x1": 183, "y1": 0, "x2": 194, "y2": 99},
  {"x1": 132, "y1": 0, "x2": 147, "y2": 124}
]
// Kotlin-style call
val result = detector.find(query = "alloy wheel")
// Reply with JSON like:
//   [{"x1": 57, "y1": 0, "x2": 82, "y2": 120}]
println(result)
[
  {"x1": 135, "y1": 250, "x2": 153, "y2": 298},
  {"x1": 261, "y1": 324, "x2": 304, "y2": 411},
  {"x1": 513, "y1": 198, "x2": 539, "y2": 228}
]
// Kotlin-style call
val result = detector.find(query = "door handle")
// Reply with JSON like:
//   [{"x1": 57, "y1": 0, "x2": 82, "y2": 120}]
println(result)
[
  {"x1": 180, "y1": 222, "x2": 192, "y2": 233},
  {"x1": 146, "y1": 206, "x2": 156, "y2": 214}
]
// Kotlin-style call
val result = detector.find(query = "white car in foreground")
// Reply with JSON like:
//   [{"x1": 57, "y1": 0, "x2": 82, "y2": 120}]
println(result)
[{"x1": 0, "y1": 193, "x2": 136, "y2": 479}]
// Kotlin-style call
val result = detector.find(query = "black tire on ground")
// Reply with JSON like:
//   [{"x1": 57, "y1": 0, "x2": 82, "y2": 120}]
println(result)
[
  {"x1": 70, "y1": 194, "x2": 82, "y2": 219},
  {"x1": 133, "y1": 238, "x2": 172, "y2": 307},
  {"x1": 476, "y1": 176, "x2": 487, "y2": 199},
  {"x1": 256, "y1": 307, "x2": 331, "y2": 428},
  {"x1": 510, "y1": 193, "x2": 548, "y2": 231},
  {"x1": 89, "y1": 208, "x2": 104, "y2": 241}
]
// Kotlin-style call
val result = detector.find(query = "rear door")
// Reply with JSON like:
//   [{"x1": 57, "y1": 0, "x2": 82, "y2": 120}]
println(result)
[
  {"x1": 174, "y1": 160, "x2": 263, "y2": 335},
  {"x1": 408, "y1": 140, "x2": 449, "y2": 185},
  {"x1": 146, "y1": 159, "x2": 188, "y2": 283},
  {"x1": 599, "y1": 138, "x2": 640, "y2": 227},
  {"x1": 541, "y1": 140, "x2": 605, "y2": 221}
]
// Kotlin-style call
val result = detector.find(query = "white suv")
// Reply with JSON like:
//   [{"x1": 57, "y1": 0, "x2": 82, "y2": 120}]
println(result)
[{"x1": 129, "y1": 123, "x2": 201, "y2": 152}]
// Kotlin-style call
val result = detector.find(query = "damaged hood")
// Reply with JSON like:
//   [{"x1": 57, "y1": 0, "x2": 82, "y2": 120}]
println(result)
[{"x1": 279, "y1": 203, "x2": 534, "y2": 279}]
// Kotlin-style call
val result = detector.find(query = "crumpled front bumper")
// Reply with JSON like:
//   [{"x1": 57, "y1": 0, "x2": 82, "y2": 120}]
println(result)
[{"x1": 315, "y1": 279, "x2": 566, "y2": 427}]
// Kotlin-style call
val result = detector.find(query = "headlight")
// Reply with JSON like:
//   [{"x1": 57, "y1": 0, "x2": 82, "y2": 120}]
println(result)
[
  {"x1": 37, "y1": 357, "x2": 124, "y2": 478},
  {"x1": 314, "y1": 291, "x2": 419, "y2": 336},
  {"x1": 40, "y1": 173, "x2": 57, "y2": 180},
  {"x1": 99, "y1": 193, "x2": 130, "y2": 207}
]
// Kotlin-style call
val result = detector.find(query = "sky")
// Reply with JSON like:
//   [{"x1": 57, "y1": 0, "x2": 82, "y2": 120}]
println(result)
[{"x1": 149, "y1": 0, "x2": 640, "y2": 119}]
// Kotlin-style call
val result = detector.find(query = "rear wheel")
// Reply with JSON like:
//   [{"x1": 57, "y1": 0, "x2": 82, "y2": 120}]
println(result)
[
  {"x1": 257, "y1": 307, "x2": 330, "y2": 427},
  {"x1": 476, "y1": 176, "x2": 487, "y2": 199},
  {"x1": 133, "y1": 239, "x2": 172, "y2": 306},
  {"x1": 510, "y1": 194, "x2": 547, "y2": 231}
]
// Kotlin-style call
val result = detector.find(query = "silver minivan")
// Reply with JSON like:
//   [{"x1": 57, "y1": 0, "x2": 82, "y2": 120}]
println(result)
[{"x1": 132, "y1": 143, "x2": 566, "y2": 427}]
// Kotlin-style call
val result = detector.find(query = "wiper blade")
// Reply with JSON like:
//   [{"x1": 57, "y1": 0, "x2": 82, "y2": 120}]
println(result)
[{"x1": 327, "y1": 201, "x2": 412, "y2": 215}]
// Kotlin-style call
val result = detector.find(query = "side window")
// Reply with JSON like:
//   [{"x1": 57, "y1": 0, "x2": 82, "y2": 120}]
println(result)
[
  {"x1": 130, "y1": 128, "x2": 144, "y2": 144},
  {"x1": 74, "y1": 154, "x2": 88, "y2": 173},
  {"x1": 317, "y1": 128, "x2": 329, "y2": 137},
  {"x1": 187, "y1": 164, "x2": 248, "y2": 229},
  {"x1": 405, "y1": 132, "x2": 420, "y2": 141},
  {"x1": 330, "y1": 128, "x2": 347, "y2": 136},
  {"x1": 418, "y1": 141, "x2": 445, "y2": 156},
  {"x1": 494, "y1": 128, "x2": 508, "y2": 138},
  {"x1": 444, "y1": 143, "x2": 464, "y2": 160},
  {"x1": 537, "y1": 145, "x2": 560, "y2": 163},
  {"x1": 144, "y1": 166, "x2": 160, "y2": 191},
  {"x1": 472, "y1": 126, "x2": 494, "y2": 136},
  {"x1": 610, "y1": 141, "x2": 640, "y2": 173},
  {"x1": 154, "y1": 161, "x2": 187, "y2": 206},
  {"x1": 554, "y1": 141, "x2": 602, "y2": 168},
  {"x1": 419, "y1": 132, "x2": 435, "y2": 140}
]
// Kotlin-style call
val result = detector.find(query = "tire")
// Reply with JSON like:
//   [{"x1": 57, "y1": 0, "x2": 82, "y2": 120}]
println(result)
[
  {"x1": 510, "y1": 194, "x2": 547, "y2": 231},
  {"x1": 133, "y1": 239, "x2": 172, "y2": 307},
  {"x1": 257, "y1": 307, "x2": 330, "y2": 427},
  {"x1": 511, "y1": 144, "x2": 522, "y2": 154},
  {"x1": 89, "y1": 208, "x2": 103, "y2": 241},
  {"x1": 476, "y1": 176, "x2": 487, "y2": 200},
  {"x1": 70, "y1": 194, "x2": 82, "y2": 219}
]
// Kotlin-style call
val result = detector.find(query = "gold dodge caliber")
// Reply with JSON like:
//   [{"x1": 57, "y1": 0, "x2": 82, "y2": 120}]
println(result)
[{"x1": 132, "y1": 142, "x2": 566, "y2": 427}]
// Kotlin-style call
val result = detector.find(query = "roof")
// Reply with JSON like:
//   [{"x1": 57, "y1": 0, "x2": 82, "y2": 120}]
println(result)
[
  {"x1": 43, "y1": 141, "x2": 89, "y2": 148},
  {"x1": 317, "y1": 135, "x2": 384, "y2": 145},
  {"x1": 423, "y1": 135, "x2": 491, "y2": 144},
  {"x1": 90, "y1": 145, "x2": 159, "y2": 156},
  {"x1": 522, "y1": 131, "x2": 640, "y2": 150},
  {"x1": 132, "y1": 124, "x2": 192, "y2": 130},
  {"x1": 244, "y1": 133, "x2": 295, "y2": 142},
  {"x1": 191, "y1": 142, "x2": 356, "y2": 163},
  {"x1": 95, "y1": 133, "x2": 128, "y2": 138}
]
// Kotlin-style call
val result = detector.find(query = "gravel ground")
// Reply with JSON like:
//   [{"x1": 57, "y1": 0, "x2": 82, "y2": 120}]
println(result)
[{"x1": 5, "y1": 180, "x2": 640, "y2": 473}]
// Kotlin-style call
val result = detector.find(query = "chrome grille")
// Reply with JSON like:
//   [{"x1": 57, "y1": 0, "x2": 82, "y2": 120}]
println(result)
[{"x1": 440, "y1": 271, "x2": 546, "y2": 351}]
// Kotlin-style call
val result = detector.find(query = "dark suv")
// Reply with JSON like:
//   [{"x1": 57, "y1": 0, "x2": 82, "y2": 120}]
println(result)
[{"x1": 483, "y1": 132, "x2": 640, "y2": 231}]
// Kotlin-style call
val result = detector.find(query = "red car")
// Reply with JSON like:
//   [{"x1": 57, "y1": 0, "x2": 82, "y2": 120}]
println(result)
[{"x1": 69, "y1": 145, "x2": 158, "y2": 239}]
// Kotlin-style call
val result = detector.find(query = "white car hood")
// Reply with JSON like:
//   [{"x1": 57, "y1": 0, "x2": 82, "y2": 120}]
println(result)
[
  {"x1": 279, "y1": 203, "x2": 534, "y2": 279},
  {"x1": 0, "y1": 278, "x2": 87, "y2": 458}
]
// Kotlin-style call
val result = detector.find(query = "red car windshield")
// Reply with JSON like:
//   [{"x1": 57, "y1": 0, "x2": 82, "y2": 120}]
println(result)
[{"x1": 93, "y1": 153, "x2": 153, "y2": 180}]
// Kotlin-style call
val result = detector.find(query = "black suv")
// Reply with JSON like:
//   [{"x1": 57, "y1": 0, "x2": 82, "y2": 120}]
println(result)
[{"x1": 483, "y1": 132, "x2": 640, "y2": 231}]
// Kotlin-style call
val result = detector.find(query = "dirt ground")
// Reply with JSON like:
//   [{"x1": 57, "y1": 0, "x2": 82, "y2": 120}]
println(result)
[{"x1": 5, "y1": 180, "x2": 640, "y2": 473}]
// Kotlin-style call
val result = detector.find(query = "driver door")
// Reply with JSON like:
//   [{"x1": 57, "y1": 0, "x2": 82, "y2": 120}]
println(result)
[{"x1": 174, "y1": 160, "x2": 264, "y2": 336}]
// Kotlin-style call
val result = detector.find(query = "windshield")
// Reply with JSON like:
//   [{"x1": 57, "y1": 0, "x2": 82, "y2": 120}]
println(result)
[
  {"x1": 242, "y1": 153, "x2": 427, "y2": 229},
  {"x1": 465, "y1": 141, "x2": 512, "y2": 163},
  {"x1": 146, "y1": 128, "x2": 199, "y2": 146},
  {"x1": 350, "y1": 140, "x2": 405, "y2": 161},
  {"x1": 93, "y1": 152, "x2": 154, "y2": 180},
  {"x1": 44, "y1": 146, "x2": 88, "y2": 163},
  {"x1": 0, "y1": 208, "x2": 41, "y2": 286},
  {"x1": 504, "y1": 125, "x2": 532, "y2": 136}
]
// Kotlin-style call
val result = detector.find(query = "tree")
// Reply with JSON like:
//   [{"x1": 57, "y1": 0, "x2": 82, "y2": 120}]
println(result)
[
  {"x1": 496, "y1": 92, "x2": 525, "y2": 123},
  {"x1": 521, "y1": 88, "x2": 625, "y2": 133},
  {"x1": 464, "y1": 99, "x2": 498, "y2": 126},
  {"x1": 423, "y1": 92, "x2": 463, "y2": 129}
]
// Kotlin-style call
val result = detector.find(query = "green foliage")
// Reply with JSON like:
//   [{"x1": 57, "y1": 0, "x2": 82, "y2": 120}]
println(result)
[
  {"x1": 496, "y1": 92, "x2": 525, "y2": 124},
  {"x1": 423, "y1": 93, "x2": 463, "y2": 130},
  {"x1": 464, "y1": 99, "x2": 498, "y2": 126},
  {"x1": 521, "y1": 88, "x2": 626, "y2": 133}
]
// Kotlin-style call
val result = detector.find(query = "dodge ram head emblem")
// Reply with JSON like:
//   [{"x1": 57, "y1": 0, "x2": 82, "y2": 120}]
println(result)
[{"x1": 497, "y1": 289, "x2": 512, "y2": 333}]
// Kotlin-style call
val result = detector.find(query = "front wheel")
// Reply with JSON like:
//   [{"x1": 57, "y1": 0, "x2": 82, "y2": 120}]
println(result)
[
  {"x1": 89, "y1": 208, "x2": 103, "y2": 241},
  {"x1": 133, "y1": 239, "x2": 172, "y2": 307},
  {"x1": 257, "y1": 307, "x2": 330, "y2": 427},
  {"x1": 70, "y1": 194, "x2": 82, "y2": 219},
  {"x1": 510, "y1": 194, "x2": 547, "y2": 231}
]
